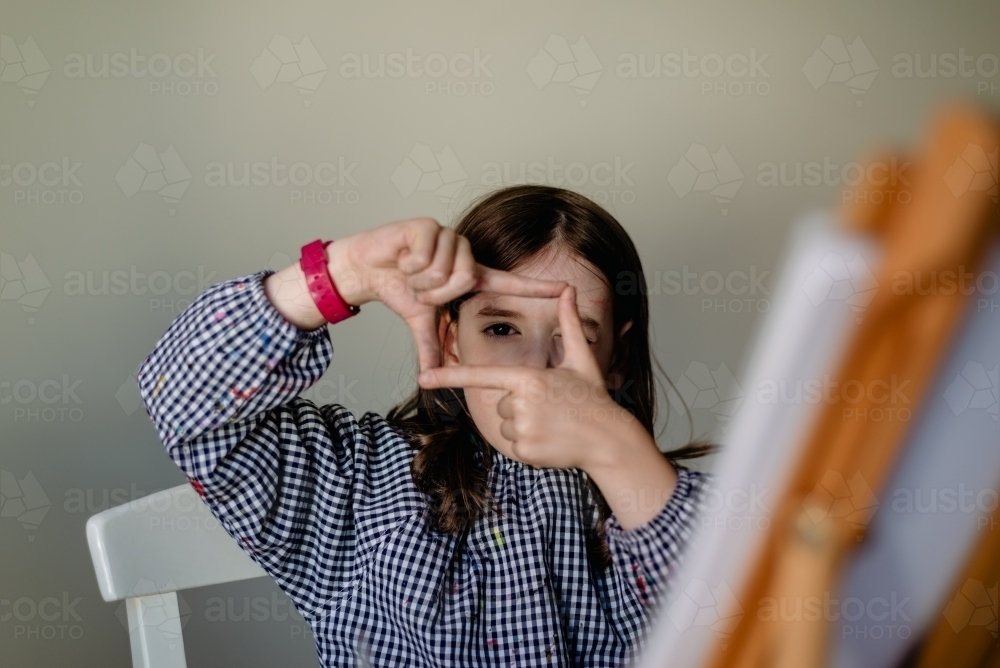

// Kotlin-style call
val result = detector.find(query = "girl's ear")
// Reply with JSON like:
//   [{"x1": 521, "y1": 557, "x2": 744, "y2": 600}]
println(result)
[
  {"x1": 439, "y1": 313, "x2": 461, "y2": 367},
  {"x1": 607, "y1": 319, "x2": 633, "y2": 390}
]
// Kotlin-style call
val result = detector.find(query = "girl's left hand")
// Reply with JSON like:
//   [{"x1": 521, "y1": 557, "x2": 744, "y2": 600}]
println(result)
[{"x1": 416, "y1": 285, "x2": 631, "y2": 471}]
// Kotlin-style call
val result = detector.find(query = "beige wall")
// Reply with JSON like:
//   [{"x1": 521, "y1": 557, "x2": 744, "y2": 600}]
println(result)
[{"x1": 2, "y1": 0, "x2": 998, "y2": 665}]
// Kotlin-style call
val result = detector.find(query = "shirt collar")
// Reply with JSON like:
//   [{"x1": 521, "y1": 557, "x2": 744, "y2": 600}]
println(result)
[
  {"x1": 489, "y1": 446, "x2": 521, "y2": 472},
  {"x1": 469, "y1": 432, "x2": 521, "y2": 473}
]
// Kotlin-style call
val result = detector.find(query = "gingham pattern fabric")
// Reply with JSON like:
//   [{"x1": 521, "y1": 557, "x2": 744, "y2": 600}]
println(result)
[{"x1": 136, "y1": 268, "x2": 711, "y2": 667}]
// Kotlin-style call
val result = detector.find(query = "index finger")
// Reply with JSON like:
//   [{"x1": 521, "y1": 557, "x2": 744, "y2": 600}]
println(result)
[
  {"x1": 417, "y1": 365, "x2": 533, "y2": 392},
  {"x1": 556, "y1": 285, "x2": 593, "y2": 369},
  {"x1": 475, "y1": 265, "x2": 567, "y2": 298}
]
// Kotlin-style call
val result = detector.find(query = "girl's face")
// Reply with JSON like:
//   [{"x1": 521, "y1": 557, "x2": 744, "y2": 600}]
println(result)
[{"x1": 441, "y1": 245, "x2": 631, "y2": 461}]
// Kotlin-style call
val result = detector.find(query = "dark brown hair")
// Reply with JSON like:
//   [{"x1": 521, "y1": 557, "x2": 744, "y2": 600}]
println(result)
[{"x1": 386, "y1": 184, "x2": 713, "y2": 571}]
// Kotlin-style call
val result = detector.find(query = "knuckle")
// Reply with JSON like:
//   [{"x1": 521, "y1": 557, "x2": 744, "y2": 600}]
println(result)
[
  {"x1": 413, "y1": 289, "x2": 436, "y2": 304},
  {"x1": 408, "y1": 253, "x2": 433, "y2": 272},
  {"x1": 523, "y1": 369, "x2": 542, "y2": 384},
  {"x1": 518, "y1": 417, "x2": 540, "y2": 440},
  {"x1": 423, "y1": 270, "x2": 448, "y2": 287},
  {"x1": 451, "y1": 267, "x2": 476, "y2": 290}
]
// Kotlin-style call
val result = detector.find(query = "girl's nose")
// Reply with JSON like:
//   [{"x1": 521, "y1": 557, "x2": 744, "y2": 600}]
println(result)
[
  {"x1": 521, "y1": 337, "x2": 563, "y2": 369},
  {"x1": 520, "y1": 346, "x2": 550, "y2": 369}
]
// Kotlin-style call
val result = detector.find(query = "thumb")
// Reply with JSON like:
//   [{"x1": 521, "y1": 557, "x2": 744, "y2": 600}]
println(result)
[
  {"x1": 557, "y1": 285, "x2": 599, "y2": 375},
  {"x1": 404, "y1": 310, "x2": 442, "y2": 371}
]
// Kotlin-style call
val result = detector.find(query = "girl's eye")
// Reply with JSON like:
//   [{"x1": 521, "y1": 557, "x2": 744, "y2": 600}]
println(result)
[
  {"x1": 483, "y1": 323, "x2": 517, "y2": 338},
  {"x1": 555, "y1": 333, "x2": 597, "y2": 345}
]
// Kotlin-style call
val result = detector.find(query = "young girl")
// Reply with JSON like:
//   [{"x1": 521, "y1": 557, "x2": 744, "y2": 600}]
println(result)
[{"x1": 137, "y1": 184, "x2": 711, "y2": 667}]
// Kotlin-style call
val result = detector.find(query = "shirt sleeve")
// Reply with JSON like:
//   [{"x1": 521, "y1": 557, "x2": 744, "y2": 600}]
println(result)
[
  {"x1": 136, "y1": 267, "x2": 359, "y2": 619},
  {"x1": 603, "y1": 465, "x2": 711, "y2": 611}
]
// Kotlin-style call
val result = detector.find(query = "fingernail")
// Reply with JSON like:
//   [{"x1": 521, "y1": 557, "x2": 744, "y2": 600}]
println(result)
[{"x1": 418, "y1": 371, "x2": 431, "y2": 384}]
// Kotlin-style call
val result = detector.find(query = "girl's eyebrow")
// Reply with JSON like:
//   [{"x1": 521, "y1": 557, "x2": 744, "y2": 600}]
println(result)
[
  {"x1": 475, "y1": 305, "x2": 602, "y2": 331},
  {"x1": 476, "y1": 306, "x2": 522, "y2": 319}
]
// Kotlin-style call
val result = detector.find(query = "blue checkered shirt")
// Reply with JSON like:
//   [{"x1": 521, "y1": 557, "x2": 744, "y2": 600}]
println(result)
[{"x1": 136, "y1": 268, "x2": 711, "y2": 667}]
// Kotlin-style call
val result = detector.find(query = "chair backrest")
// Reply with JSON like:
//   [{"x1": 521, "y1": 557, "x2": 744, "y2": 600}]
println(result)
[{"x1": 86, "y1": 483, "x2": 267, "y2": 668}]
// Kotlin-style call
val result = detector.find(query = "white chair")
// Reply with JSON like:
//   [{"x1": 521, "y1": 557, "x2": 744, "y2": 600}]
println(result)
[{"x1": 86, "y1": 483, "x2": 267, "y2": 668}]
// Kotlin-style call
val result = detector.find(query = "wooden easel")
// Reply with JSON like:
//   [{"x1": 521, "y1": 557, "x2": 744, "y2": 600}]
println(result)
[{"x1": 705, "y1": 102, "x2": 1000, "y2": 668}]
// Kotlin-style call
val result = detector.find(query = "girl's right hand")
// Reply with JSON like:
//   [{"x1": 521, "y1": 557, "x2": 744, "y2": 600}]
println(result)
[{"x1": 326, "y1": 217, "x2": 567, "y2": 371}]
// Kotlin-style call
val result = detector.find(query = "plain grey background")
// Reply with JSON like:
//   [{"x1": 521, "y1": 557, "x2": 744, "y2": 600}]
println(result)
[{"x1": 2, "y1": 0, "x2": 998, "y2": 665}]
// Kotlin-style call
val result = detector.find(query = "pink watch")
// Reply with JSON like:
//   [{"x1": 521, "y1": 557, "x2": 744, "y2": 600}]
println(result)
[{"x1": 299, "y1": 239, "x2": 360, "y2": 325}]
